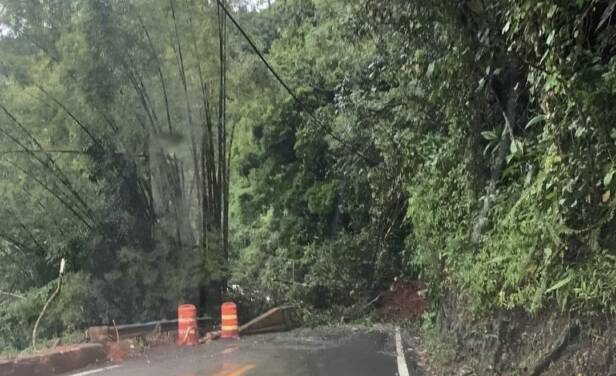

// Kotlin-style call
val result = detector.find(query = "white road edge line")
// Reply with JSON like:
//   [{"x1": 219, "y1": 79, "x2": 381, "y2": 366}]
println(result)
[
  {"x1": 68, "y1": 365, "x2": 121, "y2": 376},
  {"x1": 395, "y1": 327, "x2": 410, "y2": 376}
]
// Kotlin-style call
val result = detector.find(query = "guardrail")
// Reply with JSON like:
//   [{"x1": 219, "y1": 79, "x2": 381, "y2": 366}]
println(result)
[{"x1": 87, "y1": 316, "x2": 214, "y2": 342}]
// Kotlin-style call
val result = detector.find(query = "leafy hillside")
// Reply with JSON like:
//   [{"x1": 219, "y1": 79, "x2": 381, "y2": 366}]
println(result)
[
  {"x1": 1, "y1": 0, "x2": 616, "y2": 352},
  {"x1": 231, "y1": 0, "x2": 616, "y2": 317}
]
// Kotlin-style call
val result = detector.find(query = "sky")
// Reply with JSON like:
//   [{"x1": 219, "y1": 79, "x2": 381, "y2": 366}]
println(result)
[
  {"x1": 0, "y1": 1, "x2": 273, "y2": 38},
  {"x1": 238, "y1": 0, "x2": 273, "y2": 11}
]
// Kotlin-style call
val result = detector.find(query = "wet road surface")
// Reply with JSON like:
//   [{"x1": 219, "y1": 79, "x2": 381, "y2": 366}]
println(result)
[{"x1": 64, "y1": 327, "x2": 420, "y2": 376}]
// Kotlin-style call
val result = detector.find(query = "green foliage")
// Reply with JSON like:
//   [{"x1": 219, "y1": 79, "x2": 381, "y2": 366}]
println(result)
[
  {"x1": 406, "y1": 137, "x2": 475, "y2": 301},
  {"x1": 0, "y1": 0, "x2": 240, "y2": 349},
  {"x1": 463, "y1": 153, "x2": 564, "y2": 313},
  {"x1": 231, "y1": 0, "x2": 616, "y2": 318},
  {"x1": 0, "y1": 273, "x2": 92, "y2": 350},
  {"x1": 229, "y1": 0, "x2": 409, "y2": 313},
  {"x1": 358, "y1": 0, "x2": 616, "y2": 315},
  {"x1": 2, "y1": 0, "x2": 616, "y2": 352}
]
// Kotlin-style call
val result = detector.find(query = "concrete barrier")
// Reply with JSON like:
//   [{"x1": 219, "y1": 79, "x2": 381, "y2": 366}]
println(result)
[
  {"x1": 0, "y1": 343, "x2": 106, "y2": 376},
  {"x1": 0, "y1": 316, "x2": 214, "y2": 376}
]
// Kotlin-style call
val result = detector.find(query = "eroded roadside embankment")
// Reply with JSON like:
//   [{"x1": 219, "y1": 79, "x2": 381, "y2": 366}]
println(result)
[{"x1": 423, "y1": 295, "x2": 615, "y2": 376}]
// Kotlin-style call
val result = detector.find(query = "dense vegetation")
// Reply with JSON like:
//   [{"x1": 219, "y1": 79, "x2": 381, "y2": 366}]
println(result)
[{"x1": 1, "y1": 0, "x2": 616, "y2": 352}]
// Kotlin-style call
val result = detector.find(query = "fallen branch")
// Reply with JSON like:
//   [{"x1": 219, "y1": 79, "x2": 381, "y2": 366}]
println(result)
[
  {"x1": 32, "y1": 258, "x2": 65, "y2": 350},
  {"x1": 200, "y1": 330, "x2": 221, "y2": 343},
  {"x1": 363, "y1": 294, "x2": 382, "y2": 310}
]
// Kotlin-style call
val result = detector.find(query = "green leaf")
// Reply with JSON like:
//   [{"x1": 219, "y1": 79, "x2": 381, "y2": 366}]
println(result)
[
  {"x1": 597, "y1": 1, "x2": 616, "y2": 31},
  {"x1": 546, "y1": 30, "x2": 556, "y2": 46},
  {"x1": 488, "y1": 256, "x2": 508, "y2": 264},
  {"x1": 502, "y1": 21, "x2": 511, "y2": 34},
  {"x1": 547, "y1": 5, "x2": 558, "y2": 18},
  {"x1": 603, "y1": 190, "x2": 611, "y2": 203},
  {"x1": 477, "y1": 77, "x2": 487, "y2": 91},
  {"x1": 574, "y1": 127, "x2": 586, "y2": 138},
  {"x1": 525, "y1": 114, "x2": 546, "y2": 129},
  {"x1": 481, "y1": 130, "x2": 498, "y2": 140},
  {"x1": 426, "y1": 62, "x2": 435, "y2": 77},
  {"x1": 545, "y1": 275, "x2": 572, "y2": 294},
  {"x1": 510, "y1": 139, "x2": 523, "y2": 155},
  {"x1": 604, "y1": 170, "x2": 615, "y2": 186}
]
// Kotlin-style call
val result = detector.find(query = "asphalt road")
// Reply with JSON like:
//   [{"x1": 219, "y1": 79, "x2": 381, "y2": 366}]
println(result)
[{"x1": 63, "y1": 327, "x2": 423, "y2": 376}]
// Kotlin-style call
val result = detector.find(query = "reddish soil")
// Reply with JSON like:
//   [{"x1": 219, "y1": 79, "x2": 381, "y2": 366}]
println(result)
[
  {"x1": 376, "y1": 280, "x2": 426, "y2": 321},
  {"x1": 106, "y1": 331, "x2": 179, "y2": 362}
]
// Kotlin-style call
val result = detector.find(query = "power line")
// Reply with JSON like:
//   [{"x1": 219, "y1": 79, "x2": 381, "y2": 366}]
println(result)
[
  {"x1": 0, "y1": 149, "x2": 88, "y2": 155},
  {"x1": 215, "y1": 0, "x2": 376, "y2": 164},
  {"x1": 0, "y1": 149, "x2": 147, "y2": 157},
  {"x1": 215, "y1": 0, "x2": 301, "y2": 106}
]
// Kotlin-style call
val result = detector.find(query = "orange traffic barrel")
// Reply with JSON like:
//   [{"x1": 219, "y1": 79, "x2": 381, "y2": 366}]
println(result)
[
  {"x1": 221, "y1": 302, "x2": 239, "y2": 339},
  {"x1": 177, "y1": 304, "x2": 198, "y2": 346}
]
